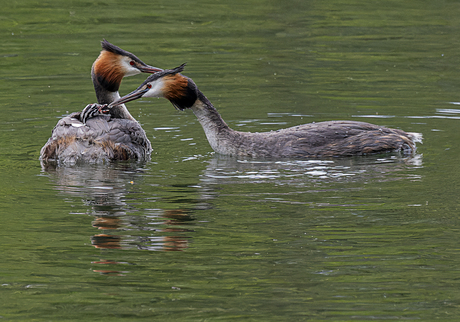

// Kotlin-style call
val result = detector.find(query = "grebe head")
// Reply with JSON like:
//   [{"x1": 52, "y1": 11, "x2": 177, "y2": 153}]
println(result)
[
  {"x1": 92, "y1": 40, "x2": 163, "y2": 92},
  {"x1": 109, "y1": 63, "x2": 198, "y2": 110}
]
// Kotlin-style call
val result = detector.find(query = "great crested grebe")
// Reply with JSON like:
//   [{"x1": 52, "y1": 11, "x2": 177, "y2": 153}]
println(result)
[
  {"x1": 40, "y1": 40, "x2": 163, "y2": 164},
  {"x1": 103, "y1": 64, "x2": 422, "y2": 158}
]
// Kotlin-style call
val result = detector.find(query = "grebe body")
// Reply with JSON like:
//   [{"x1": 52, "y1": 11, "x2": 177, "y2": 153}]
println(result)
[
  {"x1": 40, "y1": 40, "x2": 162, "y2": 164},
  {"x1": 108, "y1": 64, "x2": 422, "y2": 158}
]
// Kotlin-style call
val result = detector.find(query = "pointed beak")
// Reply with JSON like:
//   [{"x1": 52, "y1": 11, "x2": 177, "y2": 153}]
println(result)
[
  {"x1": 108, "y1": 87, "x2": 150, "y2": 108},
  {"x1": 138, "y1": 65, "x2": 163, "y2": 73}
]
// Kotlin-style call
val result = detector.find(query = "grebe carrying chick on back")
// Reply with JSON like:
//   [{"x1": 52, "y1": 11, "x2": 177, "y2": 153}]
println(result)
[
  {"x1": 40, "y1": 40, "x2": 163, "y2": 164},
  {"x1": 99, "y1": 63, "x2": 422, "y2": 158}
]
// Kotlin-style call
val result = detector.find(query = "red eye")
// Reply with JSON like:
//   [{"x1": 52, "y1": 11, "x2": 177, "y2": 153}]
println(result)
[
  {"x1": 129, "y1": 61, "x2": 135, "y2": 66},
  {"x1": 146, "y1": 84, "x2": 152, "y2": 89}
]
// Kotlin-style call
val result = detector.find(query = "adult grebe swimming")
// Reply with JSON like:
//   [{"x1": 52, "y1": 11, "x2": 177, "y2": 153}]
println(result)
[
  {"x1": 40, "y1": 40, "x2": 162, "y2": 164},
  {"x1": 104, "y1": 64, "x2": 422, "y2": 158}
]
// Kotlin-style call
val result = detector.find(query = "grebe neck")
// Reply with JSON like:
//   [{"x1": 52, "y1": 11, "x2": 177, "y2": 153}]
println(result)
[
  {"x1": 91, "y1": 66, "x2": 136, "y2": 121},
  {"x1": 190, "y1": 91, "x2": 241, "y2": 155}
]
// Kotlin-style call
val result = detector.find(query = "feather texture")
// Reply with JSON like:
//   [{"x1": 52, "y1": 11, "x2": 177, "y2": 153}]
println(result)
[{"x1": 40, "y1": 112, "x2": 151, "y2": 164}]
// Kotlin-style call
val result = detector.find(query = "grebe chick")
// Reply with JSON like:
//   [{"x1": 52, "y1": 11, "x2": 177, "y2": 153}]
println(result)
[
  {"x1": 40, "y1": 40, "x2": 163, "y2": 164},
  {"x1": 109, "y1": 64, "x2": 422, "y2": 158}
]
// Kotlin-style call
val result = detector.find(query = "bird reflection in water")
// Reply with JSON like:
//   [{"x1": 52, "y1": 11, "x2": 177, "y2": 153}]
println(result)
[
  {"x1": 201, "y1": 153, "x2": 423, "y2": 187},
  {"x1": 90, "y1": 208, "x2": 193, "y2": 251},
  {"x1": 42, "y1": 163, "x2": 195, "y2": 275}
]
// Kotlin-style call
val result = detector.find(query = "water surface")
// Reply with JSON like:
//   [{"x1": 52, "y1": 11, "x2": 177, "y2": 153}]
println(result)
[{"x1": 1, "y1": 0, "x2": 460, "y2": 320}]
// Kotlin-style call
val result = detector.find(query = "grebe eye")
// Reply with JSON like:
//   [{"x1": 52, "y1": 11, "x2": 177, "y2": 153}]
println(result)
[
  {"x1": 129, "y1": 61, "x2": 135, "y2": 66},
  {"x1": 146, "y1": 84, "x2": 152, "y2": 89}
]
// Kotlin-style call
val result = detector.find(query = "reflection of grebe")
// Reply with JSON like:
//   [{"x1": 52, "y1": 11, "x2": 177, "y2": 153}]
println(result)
[
  {"x1": 202, "y1": 154, "x2": 423, "y2": 189},
  {"x1": 40, "y1": 40, "x2": 162, "y2": 164},
  {"x1": 91, "y1": 209, "x2": 192, "y2": 252},
  {"x1": 106, "y1": 64, "x2": 422, "y2": 158}
]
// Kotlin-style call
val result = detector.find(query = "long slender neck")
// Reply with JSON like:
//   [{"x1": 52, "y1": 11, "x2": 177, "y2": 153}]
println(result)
[
  {"x1": 190, "y1": 91, "x2": 241, "y2": 155},
  {"x1": 91, "y1": 66, "x2": 136, "y2": 121}
]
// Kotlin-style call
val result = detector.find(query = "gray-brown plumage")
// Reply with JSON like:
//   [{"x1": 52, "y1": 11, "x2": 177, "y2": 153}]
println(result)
[
  {"x1": 109, "y1": 64, "x2": 423, "y2": 158},
  {"x1": 40, "y1": 40, "x2": 162, "y2": 164},
  {"x1": 200, "y1": 119, "x2": 419, "y2": 158},
  {"x1": 41, "y1": 107, "x2": 151, "y2": 163}
]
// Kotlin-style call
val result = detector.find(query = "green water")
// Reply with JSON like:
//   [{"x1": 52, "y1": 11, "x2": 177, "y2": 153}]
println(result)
[{"x1": 1, "y1": 0, "x2": 460, "y2": 320}]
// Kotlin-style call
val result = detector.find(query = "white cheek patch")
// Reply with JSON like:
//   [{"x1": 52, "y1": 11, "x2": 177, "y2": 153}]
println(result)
[
  {"x1": 124, "y1": 65, "x2": 141, "y2": 77},
  {"x1": 146, "y1": 79, "x2": 165, "y2": 98},
  {"x1": 121, "y1": 59, "x2": 141, "y2": 77}
]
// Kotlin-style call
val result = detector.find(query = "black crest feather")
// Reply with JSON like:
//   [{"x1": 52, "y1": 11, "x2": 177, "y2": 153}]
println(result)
[{"x1": 101, "y1": 39, "x2": 147, "y2": 65}]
